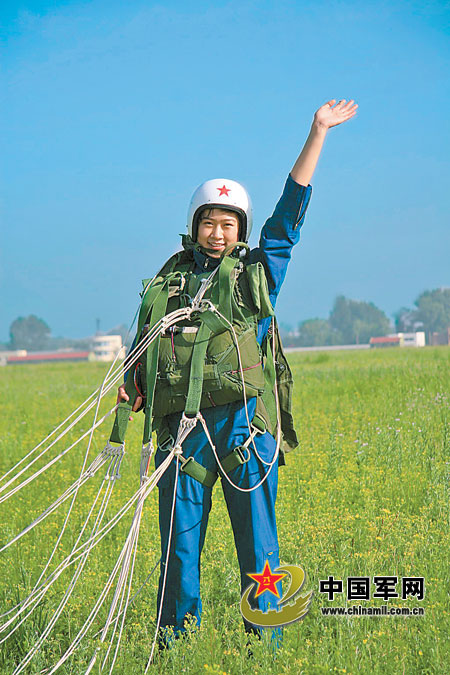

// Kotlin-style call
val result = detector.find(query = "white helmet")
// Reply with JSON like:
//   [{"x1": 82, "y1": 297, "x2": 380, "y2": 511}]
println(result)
[{"x1": 187, "y1": 178, "x2": 253, "y2": 243}]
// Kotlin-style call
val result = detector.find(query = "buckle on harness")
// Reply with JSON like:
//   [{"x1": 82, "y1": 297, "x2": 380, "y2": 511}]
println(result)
[
  {"x1": 233, "y1": 445, "x2": 251, "y2": 464},
  {"x1": 178, "y1": 455, "x2": 218, "y2": 488},
  {"x1": 178, "y1": 455, "x2": 193, "y2": 472},
  {"x1": 158, "y1": 434, "x2": 175, "y2": 452}
]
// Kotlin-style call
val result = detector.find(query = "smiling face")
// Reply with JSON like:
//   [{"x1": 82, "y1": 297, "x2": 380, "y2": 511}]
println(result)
[{"x1": 196, "y1": 208, "x2": 240, "y2": 258}]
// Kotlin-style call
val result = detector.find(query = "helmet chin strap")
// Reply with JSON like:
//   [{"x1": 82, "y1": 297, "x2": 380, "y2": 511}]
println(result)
[{"x1": 220, "y1": 241, "x2": 250, "y2": 259}]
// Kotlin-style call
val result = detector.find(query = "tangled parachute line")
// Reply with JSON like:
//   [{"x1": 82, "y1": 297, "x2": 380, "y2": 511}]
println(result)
[{"x1": 0, "y1": 268, "x2": 281, "y2": 673}]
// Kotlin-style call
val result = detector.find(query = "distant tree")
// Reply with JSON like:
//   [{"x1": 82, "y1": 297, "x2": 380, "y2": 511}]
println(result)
[
  {"x1": 296, "y1": 318, "x2": 341, "y2": 347},
  {"x1": 48, "y1": 336, "x2": 93, "y2": 351},
  {"x1": 9, "y1": 315, "x2": 51, "y2": 351},
  {"x1": 394, "y1": 307, "x2": 420, "y2": 333},
  {"x1": 329, "y1": 295, "x2": 391, "y2": 344},
  {"x1": 278, "y1": 322, "x2": 294, "y2": 340},
  {"x1": 414, "y1": 288, "x2": 450, "y2": 335}
]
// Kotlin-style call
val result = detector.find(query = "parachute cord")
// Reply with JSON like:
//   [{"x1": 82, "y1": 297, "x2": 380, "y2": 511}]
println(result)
[
  {"x1": 22, "y1": 339, "x2": 121, "y2": 619},
  {"x1": 45, "y1": 451, "x2": 175, "y2": 675},
  {"x1": 0, "y1": 448, "x2": 109, "y2": 559},
  {"x1": 103, "y1": 504, "x2": 142, "y2": 675},
  {"x1": 145, "y1": 454, "x2": 181, "y2": 671},
  {"x1": 0, "y1": 450, "x2": 121, "y2": 642},
  {"x1": 0, "y1": 313, "x2": 157, "y2": 499},
  {"x1": 89, "y1": 557, "x2": 161, "y2": 641},
  {"x1": 215, "y1": 309, "x2": 280, "y2": 468},
  {"x1": 12, "y1": 449, "x2": 122, "y2": 675},
  {"x1": 1, "y1": 456, "x2": 165, "y2": 646},
  {"x1": 197, "y1": 412, "x2": 278, "y2": 493},
  {"x1": 33, "y1": 319, "x2": 128, "y2": 628},
  {"x1": 198, "y1": 308, "x2": 280, "y2": 490},
  {"x1": 99, "y1": 439, "x2": 156, "y2": 674},
  {"x1": 96, "y1": 447, "x2": 155, "y2": 674},
  {"x1": 0, "y1": 446, "x2": 112, "y2": 608},
  {"x1": 0, "y1": 307, "x2": 190, "y2": 504},
  {"x1": 0, "y1": 302, "x2": 140, "y2": 490},
  {"x1": 0, "y1": 406, "x2": 117, "y2": 507}
]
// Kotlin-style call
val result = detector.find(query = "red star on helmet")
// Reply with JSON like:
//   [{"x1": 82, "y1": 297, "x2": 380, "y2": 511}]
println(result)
[
  {"x1": 217, "y1": 185, "x2": 231, "y2": 196},
  {"x1": 247, "y1": 560, "x2": 286, "y2": 598}
]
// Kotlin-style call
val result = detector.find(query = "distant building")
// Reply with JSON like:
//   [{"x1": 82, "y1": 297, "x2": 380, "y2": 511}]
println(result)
[
  {"x1": 0, "y1": 349, "x2": 27, "y2": 366},
  {"x1": 396, "y1": 332, "x2": 426, "y2": 347},
  {"x1": 92, "y1": 335, "x2": 126, "y2": 362},
  {"x1": 370, "y1": 336, "x2": 401, "y2": 348},
  {"x1": 430, "y1": 328, "x2": 450, "y2": 346},
  {"x1": 370, "y1": 332, "x2": 426, "y2": 349}
]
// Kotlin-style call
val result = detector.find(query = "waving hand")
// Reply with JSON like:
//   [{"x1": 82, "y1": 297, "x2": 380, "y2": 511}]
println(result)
[{"x1": 314, "y1": 99, "x2": 358, "y2": 130}]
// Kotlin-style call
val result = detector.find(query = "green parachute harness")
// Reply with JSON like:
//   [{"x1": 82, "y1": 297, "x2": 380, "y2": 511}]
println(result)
[{"x1": 109, "y1": 238, "x2": 299, "y2": 488}]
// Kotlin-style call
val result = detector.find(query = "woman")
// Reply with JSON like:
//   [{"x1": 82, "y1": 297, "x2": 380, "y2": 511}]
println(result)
[{"x1": 116, "y1": 99, "x2": 358, "y2": 642}]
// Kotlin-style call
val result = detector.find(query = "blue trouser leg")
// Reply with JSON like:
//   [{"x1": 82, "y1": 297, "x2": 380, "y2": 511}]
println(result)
[
  {"x1": 156, "y1": 471, "x2": 212, "y2": 633},
  {"x1": 156, "y1": 402, "x2": 281, "y2": 638},
  {"x1": 221, "y1": 424, "x2": 282, "y2": 638},
  {"x1": 155, "y1": 415, "x2": 216, "y2": 634}
]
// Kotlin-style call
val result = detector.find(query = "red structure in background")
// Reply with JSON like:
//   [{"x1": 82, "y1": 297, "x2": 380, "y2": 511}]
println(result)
[
  {"x1": 7, "y1": 351, "x2": 90, "y2": 364},
  {"x1": 369, "y1": 336, "x2": 401, "y2": 348}
]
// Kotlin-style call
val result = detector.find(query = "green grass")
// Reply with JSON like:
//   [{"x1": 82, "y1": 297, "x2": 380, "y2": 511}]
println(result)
[{"x1": 0, "y1": 347, "x2": 449, "y2": 674}]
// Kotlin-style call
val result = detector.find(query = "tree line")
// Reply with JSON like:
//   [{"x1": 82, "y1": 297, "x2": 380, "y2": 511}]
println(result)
[
  {"x1": 282, "y1": 288, "x2": 450, "y2": 347},
  {"x1": 2, "y1": 288, "x2": 449, "y2": 351},
  {"x1": 3, "y1": 317, "x2": 130, "y2": 352}
]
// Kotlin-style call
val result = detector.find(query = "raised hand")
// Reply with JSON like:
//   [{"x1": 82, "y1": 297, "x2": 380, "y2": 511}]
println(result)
[
  {"x1": 290, "y1": 98, "x2": 358, "y2": 186},
  {"x1": 313, "y1": 99, "x2": 358, "y2": 130}
]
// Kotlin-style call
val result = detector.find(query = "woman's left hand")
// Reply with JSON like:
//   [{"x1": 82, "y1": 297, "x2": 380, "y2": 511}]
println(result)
[{"x1": 313, "y1": 99, "x2": 358, "y2": 130}]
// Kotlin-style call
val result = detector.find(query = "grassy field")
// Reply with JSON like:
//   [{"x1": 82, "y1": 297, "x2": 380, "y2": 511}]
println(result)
[{"x1": 0, "y1": 347, "x2": 448, "y2": 674}]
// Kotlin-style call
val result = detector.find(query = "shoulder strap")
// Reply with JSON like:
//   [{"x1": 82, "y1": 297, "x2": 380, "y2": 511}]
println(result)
[{"x1": 254, "y1": 318, "x2": 299, "y2": 462}]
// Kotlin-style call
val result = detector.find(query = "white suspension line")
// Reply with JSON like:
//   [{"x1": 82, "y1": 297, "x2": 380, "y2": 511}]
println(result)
[
  {"x1": 89, "y1": 556, "x2": 161, "y2": 641},
  {"x1": 98, "y1": 487, "x2": 146, "y2": 674},
  {"x1": 0, "y1": 448, "x2": 117, "y2": 630},
  {"x1": 145, "y1": 454, "x2": 181, "y2": 671},
  {"x1": 1, "y1": 281, "x2": 206, "y2": 498},
  {"x1": 0, "y1": 294, "x2": 143, "y2": 490},
  {"x1": 197, "y1": 306, "x2": 280, "y2": 492},
  {"x1": 0, "y1": 444, "x2": 115, "y2": 556},
  {"x1": 4, "y1": 455, "x2": 167, "y2": 662},
  {"x1": 0, "y1": 307, "x2": 190, "y2": 504},
  {"x1": 1, "y1": 448, "x2": 124, "y2": 638},
  {"x1": 12, "y1": 450, "x2": 123, "y2": 675},
  {"x1": 102, "y1": 444, "x2": 156, "y2": 674},
  {"x1": 45, "y1": 452, "x2": 175, "y2": 675},
  {"x1": 0, "y1": 406, "x2": 117, "y2": 506}
]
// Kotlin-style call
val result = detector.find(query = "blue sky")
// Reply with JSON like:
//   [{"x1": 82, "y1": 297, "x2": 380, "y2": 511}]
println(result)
[{"x1": 1, "y1": 0, "x2": 449, "y2": 340}]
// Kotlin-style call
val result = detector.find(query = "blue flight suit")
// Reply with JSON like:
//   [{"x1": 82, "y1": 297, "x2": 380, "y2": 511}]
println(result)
[{"x1": 154, "y1": 175, "x2": 312, "y2": 636}]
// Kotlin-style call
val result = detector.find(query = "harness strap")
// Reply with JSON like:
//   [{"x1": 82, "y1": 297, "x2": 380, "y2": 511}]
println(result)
[
  {"x1": 184, "y1": 255, "x2": 239, "y2": 416},
  {"x1": 184, "y1": 322, "x2": 212, "y2": 416},
  {"x1": 142, "y1": 281, "x2": 171, "y2": 443},
  {"x1": 218, "y1": 255, "x2": 237, "y2": 324},
  {"x1": 255, "y1": 327, "x2": 278, "y2": 436},
  {"x1": 110, "y1": 359, "x2": 140, "y2": 444},
  {"x1": 178, "y1": 456, "x2": 217, "y2": 488},
  {"x1": 176, "y1": 444, "x2": 251, "y2": 488},
  {"x1": 220, "y1": 446, "x2": 250, "y2": 474},
  {"x1": 137, "y1": 272, "x2": 182, "y2": 337}
]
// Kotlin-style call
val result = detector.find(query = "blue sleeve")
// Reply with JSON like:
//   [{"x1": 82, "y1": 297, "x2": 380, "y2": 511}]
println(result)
[
  {"x1": 252, "y1": 174, "x2": 312, "y2": 307},
  {"x1": 124, "y1": 332, "x2": 138, "y2": 382},
  {"x1": 250, "y1": 174, "x2": 312, "y2": 343}
]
